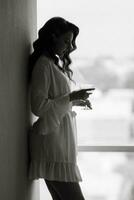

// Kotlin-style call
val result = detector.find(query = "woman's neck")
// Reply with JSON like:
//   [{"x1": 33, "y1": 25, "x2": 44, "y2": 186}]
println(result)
[{"x1": 55, "y1": 54, "x2": 63, "y2": 68}]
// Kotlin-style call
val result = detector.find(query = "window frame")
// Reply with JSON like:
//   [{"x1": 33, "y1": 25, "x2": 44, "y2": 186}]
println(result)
[{"x1": 78, "y1": 145, "x2": 134, "y2": 152}]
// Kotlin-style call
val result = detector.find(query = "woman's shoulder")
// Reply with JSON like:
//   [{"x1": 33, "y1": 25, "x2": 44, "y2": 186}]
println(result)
[
  {"x1": 33, "y1": 54, "x2": 52, "y2": 74},
  {"x1": 36, "y1": 54, "x2": 52, "y2": 67}
]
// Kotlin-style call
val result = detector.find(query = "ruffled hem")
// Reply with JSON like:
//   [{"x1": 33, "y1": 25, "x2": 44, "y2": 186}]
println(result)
[{"x1": 28, "y1": 160, "x2": 82, "y2": 182}]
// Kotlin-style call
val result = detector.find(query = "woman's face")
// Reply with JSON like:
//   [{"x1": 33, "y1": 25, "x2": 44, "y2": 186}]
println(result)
[{"x1": 53, "y1": 31, "x2": 74, "y2": 58}]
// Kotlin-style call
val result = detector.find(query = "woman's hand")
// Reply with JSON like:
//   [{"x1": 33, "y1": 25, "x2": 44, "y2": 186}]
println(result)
[
  {"x1": 73, "y1": 99, "x2": 92, "y2": 109},
  {"x1": 69, "y1": 88, "x2": 94, "y2": 102}
]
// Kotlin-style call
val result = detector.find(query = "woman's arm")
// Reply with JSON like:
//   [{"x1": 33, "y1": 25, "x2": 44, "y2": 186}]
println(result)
[
  {"x1": 30, "y1": 57, "x2": 71, "y2": 128},
  {"x1": 30, "y1": 56, "x2": 93, "y2": 128}
]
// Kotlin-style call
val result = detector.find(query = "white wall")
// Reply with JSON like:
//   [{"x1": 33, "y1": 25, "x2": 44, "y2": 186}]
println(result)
[{"x1": 0, "y1": 0, "x2": 39, "y2": 199}]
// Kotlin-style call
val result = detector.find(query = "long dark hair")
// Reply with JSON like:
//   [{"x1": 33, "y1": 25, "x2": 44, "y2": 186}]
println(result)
[{"x1": 28, "y1": 17, "x2": 79, "y2": 81}]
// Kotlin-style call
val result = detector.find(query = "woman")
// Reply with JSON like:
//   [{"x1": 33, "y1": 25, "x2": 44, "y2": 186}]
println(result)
[{"x1": 28, "y1": 17, "x2": 94, "y2": 200}]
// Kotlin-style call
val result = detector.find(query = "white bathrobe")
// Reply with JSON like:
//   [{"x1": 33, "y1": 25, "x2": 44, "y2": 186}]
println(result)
[{"x1": 28, "y1": 55, "x2": 82, "y2": 182}]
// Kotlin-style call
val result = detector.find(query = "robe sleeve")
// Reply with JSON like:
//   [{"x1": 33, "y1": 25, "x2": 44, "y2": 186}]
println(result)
[{"x1": 30, "y1": 57, "x2": 71, "y2": 128}]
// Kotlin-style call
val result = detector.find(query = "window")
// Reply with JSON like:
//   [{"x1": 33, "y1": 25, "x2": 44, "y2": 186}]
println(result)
[{"x1": 37, "y1": 0, "x2": 134, "y2": 199}]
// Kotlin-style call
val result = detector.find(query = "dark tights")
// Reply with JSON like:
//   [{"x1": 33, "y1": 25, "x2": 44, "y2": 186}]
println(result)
[{"x1": 44, "y1": 179, "x2": 85, "y2": 200}]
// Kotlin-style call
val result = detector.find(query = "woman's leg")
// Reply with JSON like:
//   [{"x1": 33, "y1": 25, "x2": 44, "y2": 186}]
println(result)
[
  {"x1": 44, "y1": 179, "x2": 85, "y2": 200},
  {"x1": 45, "y1": 180, "x2": 60, "y2": 200}
]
